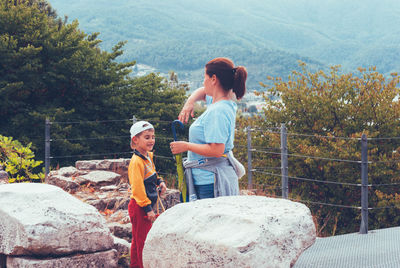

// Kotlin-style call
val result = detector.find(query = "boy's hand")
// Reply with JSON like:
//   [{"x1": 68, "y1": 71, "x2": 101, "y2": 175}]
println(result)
[
  {"x1": 159, "y1": 182, "x2": 167, "y2": 195},
  {"x1": 158, "y1": 182, "x2": 167, "y2": 199},
  {"x1": 146, "y1": 210, "x2": 157, "y2": 222}
]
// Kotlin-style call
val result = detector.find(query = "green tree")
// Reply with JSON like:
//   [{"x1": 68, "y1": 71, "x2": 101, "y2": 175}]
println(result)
[
  {"x1": 235, "y1": 64, "x2": 400, "y2": 236},
  {"x1": 0, "y1": 0, "x2": 187, "y2": 172}
]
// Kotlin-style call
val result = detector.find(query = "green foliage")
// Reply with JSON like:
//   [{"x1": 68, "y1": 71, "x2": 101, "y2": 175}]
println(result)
[
  {"x1": 0, "y1": 0, "x2": 187, "y2": 171},
  {"x1": 235, "y1": 64, "x2": 400, "y2": 236},
  {"x1": 0, "y1": 135, "x2": 45, "y2": 183}
]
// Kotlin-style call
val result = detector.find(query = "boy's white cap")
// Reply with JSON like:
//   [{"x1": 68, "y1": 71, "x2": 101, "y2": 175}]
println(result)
[{"x1": 130, "y1": 121, "x2": 154, "y2": 139}]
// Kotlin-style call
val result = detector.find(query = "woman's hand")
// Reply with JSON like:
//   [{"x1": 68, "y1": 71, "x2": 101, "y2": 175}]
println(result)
[
  {"x1": 178, "y1": 87, "x2": 206, "y2": 123},
  {"x1": 178, "y1": 102, "x2": 195, "y2": 124},
  {"x1": 170, "y1": 141, "x2": 189, "y2": 155}
]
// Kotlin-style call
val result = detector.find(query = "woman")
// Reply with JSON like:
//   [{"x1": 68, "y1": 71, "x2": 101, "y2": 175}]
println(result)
[{"x1": 170, "y1": 57, "x2": 247, "y2": 200}]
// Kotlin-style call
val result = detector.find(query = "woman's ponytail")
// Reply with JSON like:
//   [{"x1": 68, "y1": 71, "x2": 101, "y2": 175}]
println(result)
[{"x1": 232, "y1": 66, "x2": 247, "y2": 100}]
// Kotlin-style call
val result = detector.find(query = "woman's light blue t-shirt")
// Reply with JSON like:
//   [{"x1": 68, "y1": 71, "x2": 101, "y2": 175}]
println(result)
[{"x1": 188, "y1": 95, "x2": 237, "y2": 185}]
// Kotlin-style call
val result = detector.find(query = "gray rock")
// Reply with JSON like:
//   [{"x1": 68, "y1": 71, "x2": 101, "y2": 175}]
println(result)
[
  {"x1": 101, "y1": 185, "x2": 119, "y2": 191},
  {"x1": 113, "y1": 235, "x2": 130, "y2": 268},
  {"x1": 108, "y1": 222, "x2": 132, "y2": 240},
  {"x1": 85, "y1": 196, "x2": 130, "y2": 211},
  {"x1": 76, "y1": 160, "x2": 100, "y2": 170},
  {"x1": 161, "y1": 188, "x2": 181, "y2": 210},
  {"x1": 6, "y1": 249, "x2": 118, "y2": 268},
  {"x1": 107, "y1": 210, "x2": 130, "y2": 225},
  {"x1": 75, "y1": 170, "x2": 121, "y2": 187},
  {"x1": 0, "y1": 171, "x2": 8, "y2": 184},
  {"x1": 56, "y1": 166, "x2": 80, "y2": 177},
  {"x1": 0, "y1": 183, "x2": 114, "y2": 256},
  {"x1": 143, "y1": 196, "x2": 316, "y2": 268},
  {"x1": 96, "y1": 159, "x2": 130, "y2": 172},
  {"x1": 47, "y1": 174, "x2": 79, "y2": 190},
  {"x1": 76, "y1": 159, "x2": 130, "y2": 173}
]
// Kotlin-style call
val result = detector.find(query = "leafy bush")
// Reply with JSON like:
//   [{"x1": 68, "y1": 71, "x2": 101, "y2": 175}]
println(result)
[
  {"x1": 0, "y1": 135, "x2": 45, "y2": 183},
  {"x1": 235, "y1": 64, "x2": 400, "y2": 236}
]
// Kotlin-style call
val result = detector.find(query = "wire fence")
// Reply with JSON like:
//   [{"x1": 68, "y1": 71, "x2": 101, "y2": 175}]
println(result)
[{"x1": 45, "y1": 118, "x2": 400, "y2": 234}]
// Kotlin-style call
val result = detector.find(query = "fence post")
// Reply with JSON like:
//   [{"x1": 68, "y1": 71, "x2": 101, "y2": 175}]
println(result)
[
  {"x1": 359, "y1": 134, "x2": 368, "y2": 234},
  {"x1": 247, "y1": 126, "x2": 253, "y2": 190},
  {"x1": 45, "y1": 118, "x2": 51, "y2": 182},
  {"x1": 281, "y1": 123, "x2": 288, "y2": 199}
]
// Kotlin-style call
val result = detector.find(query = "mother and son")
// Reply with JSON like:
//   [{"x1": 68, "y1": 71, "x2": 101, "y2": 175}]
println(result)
[{"x1": 128, "y1": 57, "x2": 248, "y2": 268}]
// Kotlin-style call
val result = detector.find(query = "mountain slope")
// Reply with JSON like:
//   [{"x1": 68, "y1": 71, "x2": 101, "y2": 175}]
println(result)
[{"x1": 48, "y1": 0, "x2": 400, "y2": 89}]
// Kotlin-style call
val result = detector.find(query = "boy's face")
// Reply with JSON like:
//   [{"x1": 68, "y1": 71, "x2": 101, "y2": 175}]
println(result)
[{"x1": 133, "y1": 129, "x2": 155, "y2": 155}]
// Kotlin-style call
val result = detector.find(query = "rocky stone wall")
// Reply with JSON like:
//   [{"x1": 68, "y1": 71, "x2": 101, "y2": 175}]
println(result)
[
  {"x1": 47, "y1": 158, "x2": 181, "y2": 267},
  {"x1": 0, "y1": 158, "x2": 180, "y2": 268}
]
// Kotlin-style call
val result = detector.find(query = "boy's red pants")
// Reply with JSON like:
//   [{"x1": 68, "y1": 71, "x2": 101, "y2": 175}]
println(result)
[{"x1": 128, "y1": 199, "x2": 152, "y2": 268}]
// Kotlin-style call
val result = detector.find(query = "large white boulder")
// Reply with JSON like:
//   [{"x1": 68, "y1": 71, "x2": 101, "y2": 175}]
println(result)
[
  {"x1": 0, "y1": 183, "x2": 114, "y2": 256},
  {"x1": 143, "y1": 196, "x2": 316, "y2": 268}
]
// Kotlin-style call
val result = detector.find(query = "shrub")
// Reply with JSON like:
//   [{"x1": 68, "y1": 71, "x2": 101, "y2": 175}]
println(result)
[{"x1": 0, "y1": 135, "x2": 44, "y2": 183}]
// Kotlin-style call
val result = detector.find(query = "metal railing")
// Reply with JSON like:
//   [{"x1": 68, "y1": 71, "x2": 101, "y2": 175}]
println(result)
[
  {"x1": 245, "y1": 124, "x2": 400, "y2": 234},
  {"x1": 45, "y1": 118, "x2": 400, "y2": 234}
]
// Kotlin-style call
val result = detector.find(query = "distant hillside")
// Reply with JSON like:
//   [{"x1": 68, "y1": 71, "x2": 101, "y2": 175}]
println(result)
[{"x1": 48, "y1": 0, "x2": 400, "y2": 90}]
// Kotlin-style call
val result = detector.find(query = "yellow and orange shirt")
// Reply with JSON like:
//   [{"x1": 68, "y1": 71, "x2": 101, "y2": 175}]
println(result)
[{"x1": 128, "y1": 150, "x2": 162, "y2": 213}]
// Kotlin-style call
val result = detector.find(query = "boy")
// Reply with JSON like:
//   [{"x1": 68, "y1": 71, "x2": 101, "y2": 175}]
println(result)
[{"x1": 128, "y1": 120, "x2": 166, "y2": 268}]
